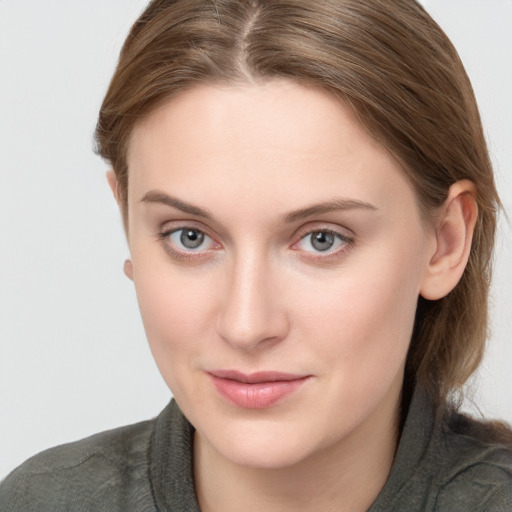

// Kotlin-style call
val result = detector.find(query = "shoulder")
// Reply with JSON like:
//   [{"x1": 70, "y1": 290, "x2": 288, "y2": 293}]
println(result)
[
  {"x1": 0, "y1": 416, "x2": 157, "y2": 512},
  {"x1": 433, "y1": 409, "x2": 512, "y2": 511}
]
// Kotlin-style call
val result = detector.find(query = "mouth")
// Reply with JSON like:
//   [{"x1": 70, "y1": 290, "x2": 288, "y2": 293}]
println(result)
[{"x1": 207, "y1": 370, "x2": 311, "y2": 409}]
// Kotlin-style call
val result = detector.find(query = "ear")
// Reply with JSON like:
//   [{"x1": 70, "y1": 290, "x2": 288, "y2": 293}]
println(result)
[
  {"x1": 420, "y1": 180, "x2": 478, "y2": 300},
  {"x1": 123, "y1": 259, "x2": 134, "y2": 281},
  {"x1": 106, "y1": 170, "x2": 121, "y2": 204},
  {"x1": 107, "y1": 170, "x2": 132, "y2": 272}
]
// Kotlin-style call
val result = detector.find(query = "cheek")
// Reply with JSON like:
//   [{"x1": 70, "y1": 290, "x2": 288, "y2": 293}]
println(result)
[
  {"x1": 131, "y1": 252, "x2": 218, "y2": 374},
  {"x1": 294, "y1": 243, "x2": 423, "y2": 380},
  {"x1": 132, "y1": 267, "x2": 217, "y2": 406}
]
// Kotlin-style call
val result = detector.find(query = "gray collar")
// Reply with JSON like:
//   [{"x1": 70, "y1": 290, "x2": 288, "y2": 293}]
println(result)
[{"x1": 149, "y1": 387, "x2": 436, "y2": 512}]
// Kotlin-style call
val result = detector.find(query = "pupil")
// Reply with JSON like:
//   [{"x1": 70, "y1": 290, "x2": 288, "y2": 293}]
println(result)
[
  {"x1": 311, "y1": 231, "x2": 334, "y2": 251},
  {"x1": 180, "y1": 229, "x2": 204, "y2": 249}
]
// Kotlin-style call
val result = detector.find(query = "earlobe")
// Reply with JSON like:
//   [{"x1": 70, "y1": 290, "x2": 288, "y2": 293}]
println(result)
[
  {"x1": 420, "y1": 180, "x2": 478, "y2": 300},
  {"x1": 124, "y1": 259, "x2": 134, "y2": 281}
]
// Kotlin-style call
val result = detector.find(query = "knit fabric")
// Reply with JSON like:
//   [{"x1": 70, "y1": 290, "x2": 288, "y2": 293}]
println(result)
[{"x1": 1, "y1": 388, "x2": 511, "y2": 511}]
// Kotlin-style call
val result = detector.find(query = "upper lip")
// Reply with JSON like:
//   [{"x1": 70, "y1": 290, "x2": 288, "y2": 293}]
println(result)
[{"x1": 208, "y1": 370, "x2": 309, "y2": 383}]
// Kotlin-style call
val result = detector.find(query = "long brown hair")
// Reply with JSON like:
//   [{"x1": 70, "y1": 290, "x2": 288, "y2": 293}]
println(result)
[{"x1": 95, "y1": 0, "x2": 501, "y2": 412}]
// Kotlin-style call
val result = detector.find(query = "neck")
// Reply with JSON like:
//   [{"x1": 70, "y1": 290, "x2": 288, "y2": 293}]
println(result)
[{"x1": 193, "y1": 386, "x2": 401, "y2": 512}]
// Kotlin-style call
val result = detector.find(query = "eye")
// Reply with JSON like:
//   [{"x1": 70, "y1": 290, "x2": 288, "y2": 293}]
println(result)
[
  {"x1": 165, "y1": 228, "x2": 217, "y2": 252},
  {"x1": 295, "y1": 230, "x2": 349, "y2": 254}
]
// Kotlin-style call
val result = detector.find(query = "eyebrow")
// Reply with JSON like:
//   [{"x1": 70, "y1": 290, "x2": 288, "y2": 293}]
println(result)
[
  {"x1": 140, "y1": 190, "x2": 214, "y2": 219},
  {"x1": 140, "y1": 190, "x2": 377, "y2": 223},
  {"x1": 283, "y1": 198, "x2": 378, "y2": 223}
]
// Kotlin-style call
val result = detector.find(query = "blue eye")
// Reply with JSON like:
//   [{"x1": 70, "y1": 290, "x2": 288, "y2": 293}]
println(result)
[
  {"x1": 168, "y1": 228, "x2": 215, "y2": 252},
  {"x1": 296, "y1": 230, "x2": 347, "y2": 253}
]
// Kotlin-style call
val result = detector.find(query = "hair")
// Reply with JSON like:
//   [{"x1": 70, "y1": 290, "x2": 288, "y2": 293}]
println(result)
[{"x1": 95, "y1": 0, "x2": 502, "y2": 421}]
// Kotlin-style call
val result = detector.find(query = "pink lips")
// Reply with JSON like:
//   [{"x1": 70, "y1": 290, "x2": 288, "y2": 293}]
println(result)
[{"x1": 208, "y1": 370, "x2": 310, "y2": 409}]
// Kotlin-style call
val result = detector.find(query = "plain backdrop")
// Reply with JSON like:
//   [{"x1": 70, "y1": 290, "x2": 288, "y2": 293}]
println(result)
[{"x1": 1, "y1": 0, "x2": 511, "y2": 480}]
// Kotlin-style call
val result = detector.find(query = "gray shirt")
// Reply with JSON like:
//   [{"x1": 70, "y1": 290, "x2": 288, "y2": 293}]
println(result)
[{"x1": 1, "y1": 387, "x2": 511, "y2": 511}]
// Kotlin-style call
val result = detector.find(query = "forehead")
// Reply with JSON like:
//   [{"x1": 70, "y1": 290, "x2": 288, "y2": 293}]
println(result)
[{"x1": 126, "y1": 80, "x2": 416, "y2": 216}]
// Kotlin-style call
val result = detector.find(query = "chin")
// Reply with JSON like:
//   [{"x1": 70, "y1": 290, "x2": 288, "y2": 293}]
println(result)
[
  {"x1": 197, "y1": 412, "x2": 332, "y2": 470},
  {"x1": 216, "y1": 433, "x2": 315, "y2": 470}
]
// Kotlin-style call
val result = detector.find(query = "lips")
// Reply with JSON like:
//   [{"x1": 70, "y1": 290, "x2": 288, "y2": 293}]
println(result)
[{"x1": 208, "y1": 370, "x2": 310, "y2": 409}]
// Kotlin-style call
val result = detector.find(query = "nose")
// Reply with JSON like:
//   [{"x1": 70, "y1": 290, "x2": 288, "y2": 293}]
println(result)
[{"x1": 215, "y1": 252, "x2": 290, "y2": 351}]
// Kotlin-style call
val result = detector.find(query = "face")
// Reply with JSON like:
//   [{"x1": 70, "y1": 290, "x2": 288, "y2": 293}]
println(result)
[{"x1": 125, "y1": 81, "x2": 434, "y2": 469}]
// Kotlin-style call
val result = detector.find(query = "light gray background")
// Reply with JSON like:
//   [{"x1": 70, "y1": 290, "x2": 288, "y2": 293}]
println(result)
[{"x1": 0, "y1": 0, "x2": 511, "y2": 480}]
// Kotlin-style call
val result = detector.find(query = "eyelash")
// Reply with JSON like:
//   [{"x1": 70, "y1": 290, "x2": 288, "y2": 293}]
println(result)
[
  {"x1": 157, "y1": 225, "x2": 355, "y2": 262},
  {"x1": 291, "y1": 228, "x2": 354, "y2": 262},
  {"x1": 156, "y1": 227, "x2": 220, "y2": 262}
]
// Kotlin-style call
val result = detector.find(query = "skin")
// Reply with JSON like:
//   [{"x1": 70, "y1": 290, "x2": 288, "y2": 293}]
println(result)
[{"x1": 109, "y1": 80, "x2": 476, "y2": 512}]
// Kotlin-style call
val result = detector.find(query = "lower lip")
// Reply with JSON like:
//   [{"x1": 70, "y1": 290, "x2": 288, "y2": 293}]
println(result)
[{"x1": 209, "y1": 375, "x2": 310, "y2": 409}]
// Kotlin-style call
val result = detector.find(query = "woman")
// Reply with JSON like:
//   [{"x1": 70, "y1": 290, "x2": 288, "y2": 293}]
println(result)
[{"x1": 1, "y1": 0, "x2": 511, "y2": 510}]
